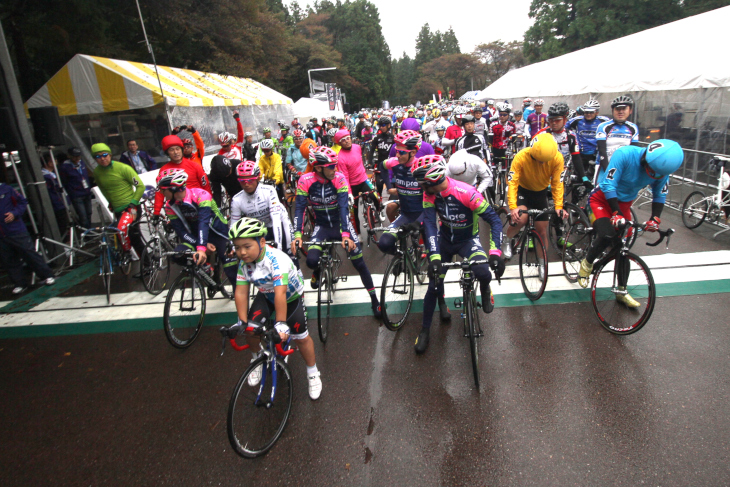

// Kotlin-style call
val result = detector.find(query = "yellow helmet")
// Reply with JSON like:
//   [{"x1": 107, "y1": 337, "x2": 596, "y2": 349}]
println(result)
[
  {"x1": 433, "y1": 108, "x2": 441, "y2": 118},
  {"x1": 529, "y1": 133, "x2": 558, "y2": 163}
]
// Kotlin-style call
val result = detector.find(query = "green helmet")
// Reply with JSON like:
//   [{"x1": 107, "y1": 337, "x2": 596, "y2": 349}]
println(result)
[
  {"x1": 229, "y1": 217, "x2": 267, "y2": 240},
  {"x1": 91, "y1": 143, "x2": 111, "y2": 154}
]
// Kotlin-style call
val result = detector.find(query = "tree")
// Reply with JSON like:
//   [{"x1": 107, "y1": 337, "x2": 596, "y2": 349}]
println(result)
[
  {"x1": 390, "y1": 53, "x2": 415, "y2": 106},
  {"x1": 411, "y1": 53, "x2": 485, "y2": 102},
  {"x1": 441, "y1": 27, "x2": 461, "y2": 55},
  {"x1": 473, "y1": 41, "x2": 525, "y2": 86}
]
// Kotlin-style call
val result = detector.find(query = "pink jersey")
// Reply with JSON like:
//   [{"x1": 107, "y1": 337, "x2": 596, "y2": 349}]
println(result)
[{"x1": 336, "y1": 145, "x2": 368, "y2": 191}]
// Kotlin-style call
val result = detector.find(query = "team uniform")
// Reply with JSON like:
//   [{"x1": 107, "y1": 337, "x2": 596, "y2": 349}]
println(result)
[
  {"x1": 454, "y1": 132, "x2": 490, "y2": 162},
  {"x1": 377, "y1": 157, "x2": 424, "y2": 254},
  {"x1": 230, "y1": 183, "x2": 293, "y2": 255},
  {"x1": 527, "y1": 112, "x2": 548, "y2": 138},
  {"x1": 567, "y1": 115, "x2": 610, "y2": 162},
  {"x1": 595, "y1": 119, "x2": 639, "y2": 177},
  {"x1": 369, "y1": 131, "x2": 395, "y2": 193},
  {"x1": 153, "y1": 158, "x2": 210, "y2": 215}
]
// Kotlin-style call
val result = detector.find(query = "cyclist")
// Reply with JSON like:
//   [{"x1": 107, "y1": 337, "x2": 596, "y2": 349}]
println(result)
[
  {"x1": 334, "y1": 129, "x2": 380, "y2": 234},
  {"x1": 430, "y1": 124, "x2": 448, "y2": 155},
  {"x1": 172, "y1": 125, "x2": 205, "y2": 167},
  {"x1": 208, "y1": 155, "x2": 242, "y2": 208},
  {"x1": 442, "y1": 106, "x2": 467, "y2": 154},
  {"x1": 501, "y1": 133, "x2": 568, "y2": 279},
  {"x1": 230, "y1": 160, "x2": 295, "y2": 265},
  {"x1": 522, "y1": 98, "x2": 535, "y2": 119},
  {"x1": 567, "y1": 99, "x2": 610, "y2": 180},
  {"x1": 242, "y1": 132, "x2": 257, "y2": 161},
  {"x1": 411, "y1": 154, "x2": 505, "y2": 354},
  {"x1": 577, "y1": 141, "x2": 684, "y2": 303},
  {"x1": 153, "y1": 135, "x2": 210, "y2": 218},
  {"x1": 291, "y1": 147, "x2": 382, "y2": 319},
  {"x1": 455, "y1": 114, "x2": 489, "y2": 163},
  {"x1": 446, "y1": 149, "x2": 492, "y2": 196},
  {"x1": 489, "y1": 103, "x2": 517, "y2": 172},
  {"x1": 369, "y1": 116, "x2": 395, "y2": 195},
  {"x1": 512, "y1": 110, "x2": 529, "y2": 150},
  {"x1": 527, "y1": 99, "x2": 548, "y2": 138},
  {"x1": 256, "y1": 127, "x2": 280, "y2": 160},
  {"x1": 219, "y1": 110, "x2": 245, "y2": 160},
  {"x1": 286, "y1": 129, "x2": 311, "y2": 175},
  {"x1": 595, "y1": 95, "x2": 640, "y2": 180},
  {"x1": 486, "y1": 99, "x2": 497, "y2": 119},
  {"x1": 278, "y1": 125, "x2": 294, "y2": 163},
  {"x1": 258, "y1": 139, "x2": 285, "y2": 202},
  {"x1": 473, "y1": 106, "x2": 489, "y2": 139},
  {"x1": 157, "y1": 168, "x2": 238, "y2": 288},
  {"x1": 91, "y1": 142, "x2": 146, "y2": 258},
  {"x1": 228, "y1": 217, "x2": 322, "y2": 400}
]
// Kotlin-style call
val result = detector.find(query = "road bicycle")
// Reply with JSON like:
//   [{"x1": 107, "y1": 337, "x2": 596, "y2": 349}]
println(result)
[
  {"x1": 355, "y1": 190, "x2": 382, "y2": 245},
  {"x1": 161, "y1": 250, "x2": 234, "y2": 348},
  {"x1": 681, "y1": 156, "x2": 730, "y2": 233},
  {"x1": 139, "y1": 217, "x2": 178, "y2": 295},
  {"x1": 81, "y1": 226, "x2": 131, "y2": 305},
  {"x1": 219, "y1": 323, "x2": 296, "y2": 458},
  {"x1": 503, "y1": 208, "x2": 555, "y2": 300},
  {"x1": 297, "y1": 241, "x2": 346, "y2": 343}
]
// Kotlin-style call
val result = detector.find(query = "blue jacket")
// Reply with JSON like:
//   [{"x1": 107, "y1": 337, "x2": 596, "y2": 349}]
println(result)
[
  {"x1": 58, "y1": 159, "x2": 93, "y2": 199},
  {"x1": 0, "y1": 183, "x2": 30, "y2": 237},
  {"x1": 120, "y1": 150, "x2": 157, "y2": 172},
  {"x1": 42, "y1": 170, "x2": 69, "y2": 211}
]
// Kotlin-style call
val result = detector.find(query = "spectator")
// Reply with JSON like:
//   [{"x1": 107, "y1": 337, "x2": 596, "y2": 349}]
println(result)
[
  {"x1": 41, "y1": 153, "x2": 70, "y2": 235},
  {"x1": 59, "y1": 147, "x2": 94, "y2": 229},
  {"x1": 120, "y1": 140, "x2": 157, "y2": 174},
  {"x1": 0, "y1": 182, "x2": 56, "y2": 294}
]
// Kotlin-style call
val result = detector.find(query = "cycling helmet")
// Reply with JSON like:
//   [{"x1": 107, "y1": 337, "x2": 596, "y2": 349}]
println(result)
[
  {"x1": 306, "y1": 122, "x2": 314, "y2": 128},
  {"x1": 181, "y1": 138, "x2": 193, "y2": 146},
  {"x1": 611, "y1": 95, "x2": 634, "y2": 108},
  {"x1": 416, "y1": 110, "x2": 424, "y2": 116},
  {"x1": 462, "y1": 114, "x2": 476, "y2": 123},
  {"x1": 644, "y1": 139, "x2": 684, "y2": 177},
  {"x1": 547, "y1": 102, "x2": 570, "y2": 118},
  {"x1": 260, "y1": 139, "x2": 274, "y2": 151},
  {"x1": 364, "y1": 121, "x2": 372, "y2": 128},
  {"x1": 583, "y1": 99, "x2": 600, "y2": 112},
  {"x1": 328, "y1": 128, "x2": 337, "y2": 137},
  {"x1": 529, "y1": 133, "x2": 559, "y2": 163},
  {"x1": 210, "y1": 155, "x2": 235, "y2": 179},
  {"x1": 396, "y1": 111, "x2": 404, "y2": 118},
  {"x1": 576, "y1": 106, "x2": 584, "y2": 116},
  {"x1": 281, "y1": 126, "x2": 289, "y2": 132},
  {"x1": 333, "y1": 129, "x2": 351, "y2": 144},
  {"x1": 514, "y1": 110, "x2": 523, "y2": 117},
  {"x1": 473, "y1": 106, "x2": 483, "y2": 113},
  {"x1": 91, "y1": 143, "x2": 111, "y2": 154},
  {"x1": 292, "y1": 129, "x2": 304, "y2": 138},
  {"x1": 262, "y1": 127, "x2": 272, "y2": 134},
  {"x1": 568, "y1": 110, "x2": 577, "y2": 119},
  {"x1": 496, "y1": 102, "x2": 511, "y2": 114},
  {"x1": 394, "y1": 130, "x2": 422, "y2": 150},
  {"x1": 244, "y1": 131, "x2": 253, "y2": 137},
  {"x1": 435, "y1": 124, "x2": 448, "y2": 132},
  {"x1": 411, "y1": 154, "x2": 447, "y2": 186},
  {"x1": 523, "y1": 97, "x2": 532, "y2": 105},
  {"x1": 236, "y1": 160, "x2": 260, "y2": 179},
  {"x1": 378, "y1": 116, "x2": 391, "y2": 126},
  {"x1": 487, "y1": 99, "x2": 495, "y2": 105},
  {"x1": 229, "y1": 217, "x2": 267, "y2": 240},
  {"x1": 310, "y1": 146, "x2": 338, "y2": 166},
  {"x1": 156, "y1": 168, "x2": 188, "y2": 191},
  {"x1": 453, "y1": 106, "x2": 468, "y2": 117},
  {"x1": 534, "y1": 98, "x2": 545, "y2": 106},
  {"x1": 162, "y1": 135, "x2": 184, "y2": 152},
  {"x1": 218, "y1": 132, "x2": 234, "y2": 145}
]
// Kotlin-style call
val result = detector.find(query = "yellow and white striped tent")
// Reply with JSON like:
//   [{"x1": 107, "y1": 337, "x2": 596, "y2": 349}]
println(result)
[{"x1": 26, "y1": 54, "x2": 292, "y2": 116}]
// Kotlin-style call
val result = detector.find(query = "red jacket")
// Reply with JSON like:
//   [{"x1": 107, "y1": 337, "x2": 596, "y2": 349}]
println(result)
[{"x1": 153, "y1": 158, "x2": 211, "y2": 215}]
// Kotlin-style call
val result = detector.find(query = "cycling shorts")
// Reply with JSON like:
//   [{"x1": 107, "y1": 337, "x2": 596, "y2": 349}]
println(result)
[
  {"x1": 248, "y1": 292, "x2": 308, "y2": 340},
  {"x1": 588, "y1": 190, "x2": 633, "y2": 222},
  {"x1": 516, "y1": 186, "x2": 550, "y2": 221}
]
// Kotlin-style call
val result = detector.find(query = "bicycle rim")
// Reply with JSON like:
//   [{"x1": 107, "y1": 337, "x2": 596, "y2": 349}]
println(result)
[
  {"x1": 142, "y1": 239, "x2": 170, "y2": 295},
  {"x1": 519, "y1": 230, "x2": 548, "y2": 300},
  {"x1": 317, "y1": 268, "x2": 331, "y2": 343},
  {"x1": 381, "y1": 256, "x2": 414, "y2": 331},
  {"x1": 102, "y1": 249, "x2": 112, "y2": 305},
  {"x1": 227, "y1": 357, "x2": 293, "y2": 458},
  {"x1": 591, "y1": 252, "x2": 655, "y2": 335},
  {"x1": 367, "y1": 207, "x2": 379, "y2": 244},
  {"x1": 163, "y1": 273, "x2": 206, "y2": 348},
  {"x1": 562, "y1": 217, "x2": 592, "y2": 283},
  {"x1": 466, "y1": 293, "x2": 480, "y2": 389},
  {"x1": 681, "y1": 191, "x2": 708, "y2": 229}
]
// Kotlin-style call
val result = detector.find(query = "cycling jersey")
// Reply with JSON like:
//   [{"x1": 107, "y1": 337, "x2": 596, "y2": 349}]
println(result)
[
  {"x1": 454, "y1": 133, "x2": 489, "y2": 161},
  {"x1": 473, "y1": 116, "x2": 489, "y2": 137},
  {"x1": 230, "y1": 183, "x2": 292, "y2": 250},
  {"x1": 337, "y1": 145, "x2": 368, "y2": 191},
  {"x1": 444, "y1": 124, "x2": 464, "y2": 145},
  {"x1": 294, "y1": 171, "x2": 350, "y2": 238},
  {"x1": 153, "y1": 158, "x2": 210, "y2": 215},
  {"x1": 164, "y1": 187, "x2": 227, "y2": 252},
  {"x1": 567, "y1": 115, "x2": 610, "y2": 155},
  {"x1": 237, "y1": 246, "x2": 304, "y2": 303},
  {"x1": 258, "y1": 153, "x2": 284, "y2": 184},
  {"x1": 423, "y1": 177, "x2": 502, "y2": 258},
  {"x1": 507, "y1": 147, "x2": 565, "y2": 210},
  {"x1": 92, "y1": 161, "x2": 145, "y2": 213},
  {"x1": 368, "y1": 132, "x2": 395, "y2": 166},
  {"x1": 523, "y1": 106, "x2": 535, "y2": 119},
  {"x1": 431, "y1": 136, "x2": 447, "y2": 155},
  {"x1": 596, "y1": 120, "x2": 639, "y2": 170},
  {"x1": 445, "y1": 151, "x2": 492, "y2": 194},
  {"x1": 526, "y1": 112, "x2": 548, "y2": 138},
  {"x1": 535, "y1": 127, "x2": 585, "y2": 179},
  {"x1": 218, "y1": 119, "x2": 244, "y2": 160},
  {"x1": 597, "y1": 145, "x2": 669, "y2": 204},
  {"x1": 489, "y1": 121, "x2": 517, "y2": 150},
  {"x1": 384, "y1": 157, "x2": 423, "y2": 215},
  {"x1": 286, "y1": 144, "x2": 309, "y2": 173}
]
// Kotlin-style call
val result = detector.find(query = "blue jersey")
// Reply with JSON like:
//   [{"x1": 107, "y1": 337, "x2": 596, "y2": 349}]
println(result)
[
  {"x1": 567, "y1": 115, "x2": 610, "y2": 155},
  {"x1": 596, "y1": 120, "x2": 639, "y2": 168},
  {"x1": 384, "y1": 157, "x2": 423, "y2": 216},
  {"x1": 597, "y1": 146, "x2": 669, "y2": 203},
  {"x1": 522, "y1": 106, "x2": 535, "y2": 120}
]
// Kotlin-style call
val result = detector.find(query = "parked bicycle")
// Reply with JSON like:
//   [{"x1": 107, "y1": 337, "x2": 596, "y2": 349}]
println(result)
[
  {"x1": 504, "y1": 208, "x2": 556, "y2": 300},
  {"x1": 681, "y1": 155, "x2": 730, "y2": 231},
  {"x1": 81, "y1": 226, "x2": 131, "y2": 305}
]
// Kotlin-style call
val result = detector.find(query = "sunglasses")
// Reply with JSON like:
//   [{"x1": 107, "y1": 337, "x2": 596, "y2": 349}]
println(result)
[
  {"x1": 499, "y1": 113, "x2": 509, "y2": 117},
  {"x1": 396, "y1": 150, "x2": 411, "y2": 156},
  {"x1": 94, "y1": 153, "x2": 110, "y2": 159},
  {"x1": 238, "y1": 178, "x2": 258, "y2": 184}
]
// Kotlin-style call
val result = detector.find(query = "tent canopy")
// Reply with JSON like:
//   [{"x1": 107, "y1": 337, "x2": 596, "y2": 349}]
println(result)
[
  {"x1": 26, "y1": 54, "x2": 292, "y2": 116},
  {"x1": 292, "y1": 97, "x2": 343, "y2": 121},
  {"x1": 480, "y1": 6, "x2": 730, "y2": 100}
]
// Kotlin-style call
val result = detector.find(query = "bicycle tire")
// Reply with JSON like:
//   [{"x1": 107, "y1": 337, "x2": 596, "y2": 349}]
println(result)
[
  {"x1": 414, "y1": 243, "x2": 428, "y2": 285},
  {"x1": 681, "y1": 191, "x2": 708, "y2": 229},
  {"x1": 366, "y1": 206, "x2": 379, "y2": 244},
  {"x1": 590, "y1": 251, "x2": 655, "y2": 335},
  {"x1": 561, "y1": 215, "x2": 592, "y2": 283},
  {"x1": 466, "y1": 291, "x2": 480, "y2": 389},
  {"x1": 518, "y1": 229, "x2": 548, "y2": 300},
  {"x1": 549, "y1": 202, "x2": 589, "y2": 259},
  {"x1": 317, "y1": 267, "x2": 331, "y2": 343},
  {"x1": 141, "y1": 238, "x2": 170, "y2": 295},
  {"x1": 227, "y1": 356, "x2": 293, "y2": 458},
  {"x1": 381, "y1": 255, "x2": 414, "y2": 331},
  {"x1": 163, "y1": 272, "x2": 206, "y2": 348},
  {"x1": 101, "y1": 248, "x2": 112, "y2": 305}
]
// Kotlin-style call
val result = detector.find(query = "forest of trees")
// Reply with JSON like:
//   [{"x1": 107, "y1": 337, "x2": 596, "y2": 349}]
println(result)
[{"x1": 2, "y1": 0, "x2": 729, "y2": 109}]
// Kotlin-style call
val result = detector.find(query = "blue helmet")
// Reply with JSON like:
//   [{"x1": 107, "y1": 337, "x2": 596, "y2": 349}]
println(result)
[{"x1": 645, "y1": 140, "x2": 683, "y2": 177}]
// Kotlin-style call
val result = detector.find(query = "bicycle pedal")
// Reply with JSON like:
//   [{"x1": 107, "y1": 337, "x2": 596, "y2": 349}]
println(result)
[
  {"x1": 339, "y1": 275, "x2": 348, "y2": 282},
  {"x1": 454, "y1": 299, "x2": 462, "y2": 308}
]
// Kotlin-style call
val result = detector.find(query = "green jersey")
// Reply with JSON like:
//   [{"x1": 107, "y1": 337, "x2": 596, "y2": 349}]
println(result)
[{"x1": 93, "y1": 161, "x2": 145, "y2": 213}]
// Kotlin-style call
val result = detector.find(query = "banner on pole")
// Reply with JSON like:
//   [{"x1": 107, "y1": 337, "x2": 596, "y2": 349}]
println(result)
[{"x1": 326, "y1": 84, "x2": 336, "y2": 111}]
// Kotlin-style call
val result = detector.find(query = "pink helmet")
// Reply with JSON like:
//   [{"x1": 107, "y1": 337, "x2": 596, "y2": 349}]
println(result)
[
  {"x1": 309, "y1": 146, "x2": 338, "y2": 166},
  {"x1": 411, "y1": 154, "x2": 447, "y2": 186},
  {"x1": 236, "y1": 160, "x2": 260, "y2": 179},
  {"x1": 394, "y1": 130, "x2": 422, "y2": 150},
  {"x1": 333, "y1": 129, "x2": 351, "y2": 144}
]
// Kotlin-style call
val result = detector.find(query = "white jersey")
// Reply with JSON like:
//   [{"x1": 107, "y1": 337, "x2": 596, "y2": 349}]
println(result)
[
  {"x1": 446, "y1": 150, "x2": 493, "y2": 194},
  {"x1": 237, "y1": 246, "x2": 304, "y2": 303},
  {"x1": 230, "y1": 183, "x2": 292, "y2": 250}
]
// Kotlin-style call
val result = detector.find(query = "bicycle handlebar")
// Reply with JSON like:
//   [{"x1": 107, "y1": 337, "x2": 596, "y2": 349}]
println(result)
[
  {"x1": 645, "y1": 227, "x2": 675, "y2": 249},
  {"x1": 219, "y1": 325, "x2": 296, "y2": 357}
]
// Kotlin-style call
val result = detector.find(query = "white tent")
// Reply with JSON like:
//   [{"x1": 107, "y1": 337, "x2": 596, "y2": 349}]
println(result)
[{"x1": 292, "y1": 97, "x2": 343, "y2": 122}]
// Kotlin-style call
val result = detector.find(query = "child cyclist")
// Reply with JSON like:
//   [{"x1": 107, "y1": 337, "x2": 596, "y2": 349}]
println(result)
[{"x1": 228, "y1": 217, "x2": 322, "y2": 400}]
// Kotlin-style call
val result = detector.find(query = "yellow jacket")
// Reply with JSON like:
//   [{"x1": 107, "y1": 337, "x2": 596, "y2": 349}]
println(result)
[
  {"x1": 258, "y1": 153, "x2": 283, "y2": 184},
  {"x1": 507, "y1": 148, "x2": 565, "y2": 210}
]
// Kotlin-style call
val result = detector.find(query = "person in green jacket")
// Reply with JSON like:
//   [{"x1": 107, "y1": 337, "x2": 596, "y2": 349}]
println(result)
[{"x1": 91, "y1": 143, "x2": 145, "y2": 257}]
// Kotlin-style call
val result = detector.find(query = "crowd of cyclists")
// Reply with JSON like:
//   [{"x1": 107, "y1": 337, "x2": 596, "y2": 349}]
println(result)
[{"x1": 84, "y1": 93, "x2": 685, "y2": 401}]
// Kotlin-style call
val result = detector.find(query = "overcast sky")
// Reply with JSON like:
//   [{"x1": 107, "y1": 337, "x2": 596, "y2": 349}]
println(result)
[{"x1": 286, "y1": 0, "x2": 534, "y2": 59}]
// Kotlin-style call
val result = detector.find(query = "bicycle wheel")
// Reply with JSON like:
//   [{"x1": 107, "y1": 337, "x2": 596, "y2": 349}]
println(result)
[
  {"x1": 227, "y1": 356, "x2": 293, "y2": 458},
  {"x1": 681, "y1": 191, "x2": 708, "y2": 229},
  {"x1": 518, "y1": 229, "x2": 548, "y2": 300},
  {"x1": 466, "y1": 291, "x2": 480, "y2": 389},
  {"x1": 101, "y1": 249, "x2": 112, "y2": 305},
  {"x1": 317, "y1": 267, "x2": 331, "y2": 343},
  {"x1": 163, "y1": 272, "x2": 206, "y2": 348},
  {"x1": 141, "y1": 238, "x2": 170, "y2": 295},
  {"x1": 216, "y1": 260, "x2": 235, "y2": 300},
  {"x1": 414, "y1": 243, "x2": 428, "y2": 285},
  {"x1": 366, "y1": 206, "x2": 379, "y2": 244},
  {"x1": 496, "y1": 172, "x2": 507, "y2": 208},
  {"x1": 381, "y1": 255, "x2": 414, "y2": 331},
  {"x1": 562, "y1": 217, "x2": 592, "y2": 283},
  {"x1": 549, "y1": 203, "x2": 589, "y2": 259},
  {"x1": 591, "y1": 252, "x2": 655, "y2": 335}
]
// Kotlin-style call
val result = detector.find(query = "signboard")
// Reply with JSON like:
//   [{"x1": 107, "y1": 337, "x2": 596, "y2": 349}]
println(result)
[
  {"x1": 312, "y1": 79, "x2": 325, "y2": 91},
  {"x1": 326, "y1": 83, "x2": 337, "y2": 111}
]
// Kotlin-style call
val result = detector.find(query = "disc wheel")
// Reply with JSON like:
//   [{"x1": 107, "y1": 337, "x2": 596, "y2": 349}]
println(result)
[
  {"x1": 227, "y1": 356, "x2": 293, "y2": 458},
  {"x1": 317, "y1": 268, "x2": 331, "y2": 343},
  {"x1": 518, "y1": 229, "x2": 548, "y2": 300},
  {"x1": 381, "y1": 255, "x2": 414, "y2": 331},
  {"x1": 163, "y1": 272, "x2": 206, "y2": 348},
  {"x1": 681, "y1": 191, "x2": 708, "y2": 229},
  {"x1": 591, "y1": 252, "x2": 655, "y2": 335}
]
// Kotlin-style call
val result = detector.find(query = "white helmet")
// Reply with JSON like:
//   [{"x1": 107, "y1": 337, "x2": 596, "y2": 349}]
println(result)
[
  {"x1": 260, "y1": 139, "x2": 274, "y2": 150},
  {"x1": 453, "y1": 106, "x2": 468, "y2": 116},
  {"x1": 487, "y1": 99, "x2": 495, "y2": 105},
  {"x1": 218, "y1": 132, "x2": 234, "y2": 145},
  {"x1": 435, "y1": 123, "x2": 448, "y2": 131},
  {"x1": 583, "y1": 99, "x2": 600, "y2": 111},
  {"x1": 244, "y1": 131, "x2": 253, "y2": 137}
]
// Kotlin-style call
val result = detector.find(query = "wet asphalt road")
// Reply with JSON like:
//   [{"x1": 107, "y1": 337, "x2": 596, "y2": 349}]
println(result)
[{"x1": 2, "y1": 291, "x2": 730, "y2": 486}]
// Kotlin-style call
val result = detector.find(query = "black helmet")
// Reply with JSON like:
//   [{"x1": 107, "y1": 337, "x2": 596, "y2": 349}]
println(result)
[
  {"x1": 210, "y1": 155, "x2": 236, "y2": 180},
  {"x1": 378, "y1": 116, "x2": 391, "y2": 126},
  {"x1": 547, "y1": 102, "x2": 570, "y2": 118},
  {"x1": 473, "y1": 107, "x2": 483, "y2": 113},
  {"x1": 611, "y1": 95, "x2": 634, "y2": 108},
  {"x1": 68, "y1": 147, "x2": 82, "y2": 157},
  {"x1": 462, "y1": 114, "x2": 476, "y2": 123}
]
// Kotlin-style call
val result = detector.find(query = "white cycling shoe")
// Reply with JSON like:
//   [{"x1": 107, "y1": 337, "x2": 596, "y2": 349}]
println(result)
[
  {"x1": 308, "y1": 371, "x2": 322, "y2": 400},
  {"x1": 248, "y1": 352, "x2": 263, "y2": 387}
]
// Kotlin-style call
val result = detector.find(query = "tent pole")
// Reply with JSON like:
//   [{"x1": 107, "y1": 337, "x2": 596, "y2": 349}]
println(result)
[{"x1": 135, "y1": 0, "x2": 172, "y2": 131}]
